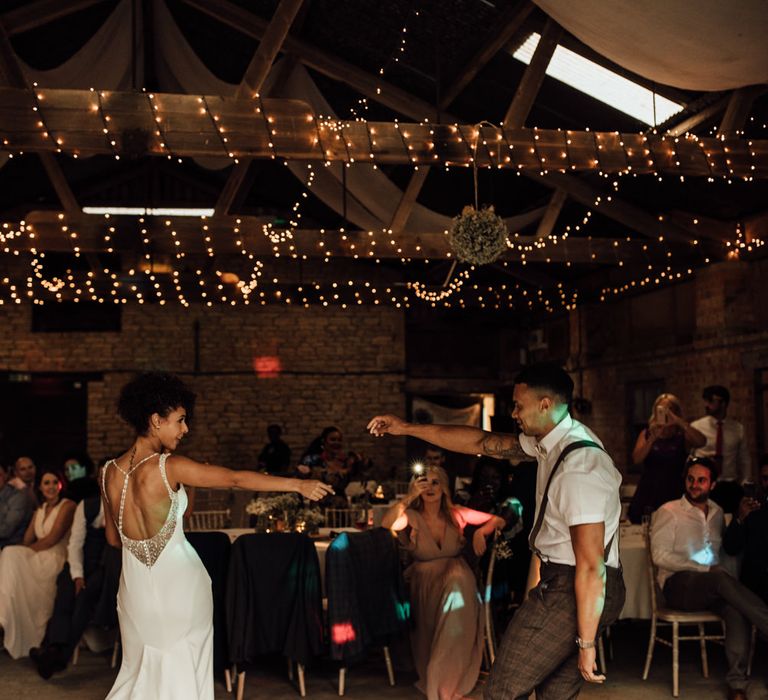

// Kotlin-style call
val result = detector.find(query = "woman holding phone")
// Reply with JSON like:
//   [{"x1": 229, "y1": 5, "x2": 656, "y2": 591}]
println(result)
[
  {"x1": 628, "y1": 393, "x2": 706, "y2": 523},
  {"x1": 382, "y1": 465, "x2": 503, "y2": 700}
]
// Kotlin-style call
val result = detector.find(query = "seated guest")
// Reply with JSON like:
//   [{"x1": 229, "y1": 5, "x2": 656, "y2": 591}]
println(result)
[
  {"x1": 298, "y1": 426, "x2": 353, "y2": 507},
  {"x1": 61, "y1": 453, "x2": 99, "y2": 503},
  {"x1": 722, "y1": 455, "x2": 768, "y2": 604},
  {"x1": 691, "y1": 385, "x2": 750, "y2": 513},
  {"x1": 257, "y1": 424, "x2": 292, "y2": 474},
  {"x1": 629, "y1": 393, "x2": 705, "y2": 523},
  {"x1": 0, "y1": 463, "x2": 34, "y2": 548},
  {"x1": 651, "y1": 457, "x2": 768, "y2": 700},
  {"x1": 383, "y1": 466, "x2": 504, "y2": 700},
  {"x1": 31, "y1": 494, "x2": 122, "y2": 678},
  {"x1": 9, "y1": 454, "x2": 38, "y2": 510},
  {"x1": 0, "y1": 470, "x2": 76, "y2": 658}
]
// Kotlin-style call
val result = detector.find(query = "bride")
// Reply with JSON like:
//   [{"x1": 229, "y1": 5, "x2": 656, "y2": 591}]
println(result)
[{"x1": 102, "y1": 372, "x2": 332, "y2": 699}]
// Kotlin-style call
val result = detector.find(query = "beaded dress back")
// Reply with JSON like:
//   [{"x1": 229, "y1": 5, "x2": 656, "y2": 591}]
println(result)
[{"x1": 102, "y1": 452, "x2": 178, "y2": 568}]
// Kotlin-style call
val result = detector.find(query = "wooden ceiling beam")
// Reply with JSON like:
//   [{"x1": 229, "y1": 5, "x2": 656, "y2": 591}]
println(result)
[
  {"x1": 439, "y1": 1, "x2": 535, "y2": 110},
  {"x1": 234, "y1": 0, "x2": 305, "y2": 100},
  {"x1": 0, "y1": 0, "x2": 109, "y2": 36},
  {"x1": 0, "y1": 22, "x2": 80, "y2": 216},
  {"x1": 14, "y1": 212, "x2": 670, "y2": 264},
  {"x1": 503, "y1": 17, "x2": 562, "y2": 128},
  {"x1": 535, "y1": 188, "x2": 567, "y2": 239},
  {"x1": 216, "y1": 0, "x2": 305, "y2": 217},
  {"x1": 527, "y1": 171, "x2": 722, "y2": 244},
  {"x1": 182, "y1": 0, "x2": 445, "y2": 122},
  {"x1": 388, "y1": 167, "x2": 431, "y2": 233},
  {"x1": 390, "y1": 3, "x2": 538, "y2": 235},
  {"x1": 666, "y1": 97, "x2": 729, "y2": 137},
  {"x1": 718, "y1": 85, "x2": 765, "y2": 138}
]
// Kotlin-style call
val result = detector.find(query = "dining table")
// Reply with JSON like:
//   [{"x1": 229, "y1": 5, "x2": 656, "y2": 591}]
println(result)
[
  {"x1": 217, "y1": 527, "x2": 362, "y2": 593},
  {"x1": 618, "y1": 523, "x2": 651, "y2": 619}
]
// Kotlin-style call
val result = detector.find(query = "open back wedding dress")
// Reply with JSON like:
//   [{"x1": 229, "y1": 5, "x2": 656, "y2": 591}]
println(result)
[{"x1": 102, "y1": 452, "x2": 214, "y2": 699}]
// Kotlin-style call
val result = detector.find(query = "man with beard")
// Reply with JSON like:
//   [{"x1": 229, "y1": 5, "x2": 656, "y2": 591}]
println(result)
[
  {"x1": 651, "y1": 457, "x2": 768, "y2": 700},
  {"x1": 369, "y1": 363, "x2": 625, "y2": 699}
]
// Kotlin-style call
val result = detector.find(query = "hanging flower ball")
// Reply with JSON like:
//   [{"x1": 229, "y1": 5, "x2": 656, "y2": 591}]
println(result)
[{"x1": 448, "y1": 205, "x2": 508, "y2": 265}]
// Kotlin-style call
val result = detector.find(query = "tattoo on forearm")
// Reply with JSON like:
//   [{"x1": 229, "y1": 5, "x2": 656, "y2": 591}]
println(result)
[{"x1": 481, "y1": 434, "x2": 526, "y2": 460}]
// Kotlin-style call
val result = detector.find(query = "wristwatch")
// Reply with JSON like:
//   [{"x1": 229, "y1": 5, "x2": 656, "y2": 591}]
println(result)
[{"x1": 575, "y1": 637, "x2": 596, "y2": 649}]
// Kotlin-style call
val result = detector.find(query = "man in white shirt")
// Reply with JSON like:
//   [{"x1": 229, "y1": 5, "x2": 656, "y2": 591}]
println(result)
[
  {"x1": 369, "y1": 363, "x2": 625, "y2": 699},
  {"x1": 651, "y1": 457, "x2": 768, "y2": 700},
  {"x1": 32, "y1": 494, "x2": 121, "y2": 679},
  {"x1": 690, "y1": 385, "x2": 751, "y2": 513}
]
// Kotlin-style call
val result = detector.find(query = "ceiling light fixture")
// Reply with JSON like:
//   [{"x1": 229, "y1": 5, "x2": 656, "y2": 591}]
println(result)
[{"x1": 82, "y1": 206, "x2": 215, "y2": 217}]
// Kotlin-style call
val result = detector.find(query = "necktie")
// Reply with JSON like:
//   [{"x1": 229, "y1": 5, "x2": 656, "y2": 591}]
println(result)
[{"x1": 714, "y1": 420, "x2": 724, "y2": 467}]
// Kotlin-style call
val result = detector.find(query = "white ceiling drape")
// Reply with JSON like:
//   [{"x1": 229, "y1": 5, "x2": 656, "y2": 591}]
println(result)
[{"x1": 533, "y1": 0, "x2": 768, "y2": 91}]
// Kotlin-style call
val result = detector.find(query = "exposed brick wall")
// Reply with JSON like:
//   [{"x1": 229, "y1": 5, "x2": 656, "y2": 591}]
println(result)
[
  {"x1": 566, "y1": 259, "x2": 768, "y2": 476},
  {"x1": 0, "y1": 305, "x2": 406, "y2": 480}
]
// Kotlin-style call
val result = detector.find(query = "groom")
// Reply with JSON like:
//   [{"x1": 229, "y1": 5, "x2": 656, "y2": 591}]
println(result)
[{"x1": 369, "y1": 363, "x2": 624, "y2": 699}]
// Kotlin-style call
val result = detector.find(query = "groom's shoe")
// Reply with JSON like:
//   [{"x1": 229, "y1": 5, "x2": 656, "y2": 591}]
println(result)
[{"x1": 33, "y1": 647, "x2": 68, "y2": 680}]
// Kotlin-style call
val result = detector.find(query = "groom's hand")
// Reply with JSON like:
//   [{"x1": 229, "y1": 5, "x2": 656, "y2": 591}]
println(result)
[{"x1": 367, "y1": 414, "x2": 408, "y2": 437}]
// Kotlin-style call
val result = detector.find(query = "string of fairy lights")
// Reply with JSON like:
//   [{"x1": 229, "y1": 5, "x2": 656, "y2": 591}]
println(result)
[{"x1": 0, "y1": 83, "x2": 766, "y2": 310}]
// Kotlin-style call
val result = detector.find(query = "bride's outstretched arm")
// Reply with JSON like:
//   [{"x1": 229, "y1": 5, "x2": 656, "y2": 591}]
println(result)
[{"x1": 167, "y1": 455, "x2": 334, "y2": 502}]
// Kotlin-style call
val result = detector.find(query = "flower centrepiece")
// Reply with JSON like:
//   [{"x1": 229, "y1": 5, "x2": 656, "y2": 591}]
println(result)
[{"x1": 448, "y1": 205, "x2": 508, "y2": 265}]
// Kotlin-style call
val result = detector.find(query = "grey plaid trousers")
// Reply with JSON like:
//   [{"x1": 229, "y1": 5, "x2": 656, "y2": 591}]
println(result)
[{"x1": 485, "y1": 562, "x2": 625, "y2": 700}]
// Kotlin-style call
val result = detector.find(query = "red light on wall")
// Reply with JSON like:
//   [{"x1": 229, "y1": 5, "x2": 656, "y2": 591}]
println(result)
[
  {"x1": 331, "y1": 622, "x2": 357, "y2": 645},
  {"x1": 252, "y1": 355, "x2": 282, "y2": 378}
]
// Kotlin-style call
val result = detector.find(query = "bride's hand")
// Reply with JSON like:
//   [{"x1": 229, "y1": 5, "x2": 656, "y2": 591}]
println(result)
[{"x1": 298, "y1": 479, "x2": 334, "y2": 501}]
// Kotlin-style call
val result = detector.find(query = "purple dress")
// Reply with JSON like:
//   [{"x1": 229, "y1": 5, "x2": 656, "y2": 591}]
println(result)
[{"x1": 629, "y1": 430, "x2": 686, "y2": 523}]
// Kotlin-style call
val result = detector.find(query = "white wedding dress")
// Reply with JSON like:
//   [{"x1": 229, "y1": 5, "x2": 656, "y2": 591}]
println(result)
[
  {"x1": 103, "y1": 452, "x2": 214, "y2": 699},
  {"x1": 0, "y1": 500, "x2": 69, "y2": 658}
]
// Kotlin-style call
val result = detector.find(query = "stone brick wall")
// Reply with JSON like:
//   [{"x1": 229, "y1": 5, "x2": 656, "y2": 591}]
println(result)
[
  {"x1": 0, "y1": 305, "x2": 407, "y2": 480},
  {"x1": 565, "y1": 259, "x2": 768, "y2": 476}
]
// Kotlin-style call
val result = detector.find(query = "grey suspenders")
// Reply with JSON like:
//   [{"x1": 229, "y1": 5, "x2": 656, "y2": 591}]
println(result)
[{"x1": 528, "y1": 439, "x2": 619, "y2": 565}]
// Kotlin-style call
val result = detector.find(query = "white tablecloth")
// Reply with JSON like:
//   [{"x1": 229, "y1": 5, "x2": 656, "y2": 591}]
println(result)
[{"x1": 618, "y1": 524, "x2": 651, "y2": 619}]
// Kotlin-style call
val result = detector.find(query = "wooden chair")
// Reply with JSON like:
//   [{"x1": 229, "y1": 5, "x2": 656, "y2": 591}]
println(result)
[
  {"x1": 479, "y1": 532, "x2": 500, "y2": 667},
  {"x1": 187, "y1": 508, "x2": 231, "y2": 531},
  {"x1": 642, "y1": 537, "x2": 725, "y2": 697},
  {"x1": 325, "y1": 507, "x2": 362, "y2": 529},
  {"x1": 325, "y1": 529, "x2": 406, "y2": 696},
  {"x1": 71, "y1": 629, "x2": 120, "y2": 668}
]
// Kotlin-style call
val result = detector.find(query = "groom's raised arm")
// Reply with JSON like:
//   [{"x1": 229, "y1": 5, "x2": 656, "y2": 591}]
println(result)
[{"x1": 367, "y1": 414, "x2": 526, "y2": 461}]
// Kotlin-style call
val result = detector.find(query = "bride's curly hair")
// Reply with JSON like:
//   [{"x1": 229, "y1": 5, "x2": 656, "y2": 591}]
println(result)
[{"x1": 117, "y1": 372, "x2": 196, "y2": 435}]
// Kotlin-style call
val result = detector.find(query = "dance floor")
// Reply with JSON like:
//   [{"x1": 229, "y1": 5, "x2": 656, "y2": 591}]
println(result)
[{"x1": 1, "y1": 622, "x2": 765, "y2": 699}]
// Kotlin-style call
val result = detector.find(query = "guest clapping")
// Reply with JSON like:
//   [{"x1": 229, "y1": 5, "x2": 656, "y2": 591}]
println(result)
[
  {"x1": 629, "y1": 393, "x2": 705, "y2": 524},
  {"x1": 0, "y1": 471, "x2": 76, "y2": 658},
  {"x1": 382, "y1": 466, "x2": 503, "y2": 700}
]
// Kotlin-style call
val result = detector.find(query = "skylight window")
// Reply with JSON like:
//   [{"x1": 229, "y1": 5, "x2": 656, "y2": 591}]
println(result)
[{"x1": 512, "y1": 33, "x2": 684, "y2": 126}]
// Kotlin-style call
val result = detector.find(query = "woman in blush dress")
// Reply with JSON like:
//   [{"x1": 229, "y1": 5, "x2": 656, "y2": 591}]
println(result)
[
  {"x1": 0, "y1": 471, "x2": 76, "y2": 658},
  {"x1": 382, "y1": 466, "x2": 504, "y2": 700},
  {"x1": 101, "y1": 372, "x2": 332, "y2": 700}
]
